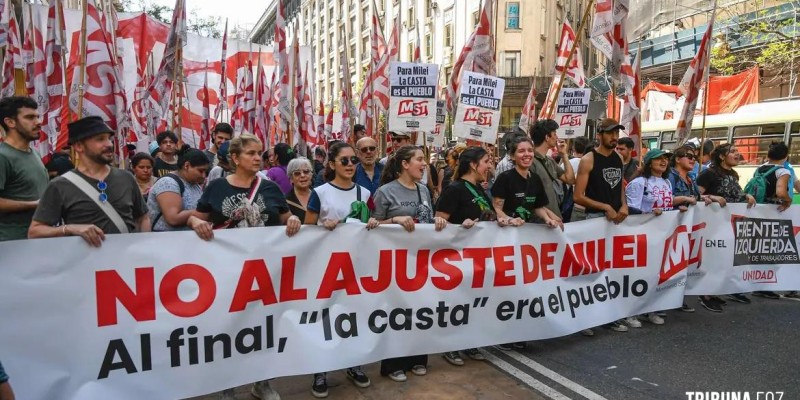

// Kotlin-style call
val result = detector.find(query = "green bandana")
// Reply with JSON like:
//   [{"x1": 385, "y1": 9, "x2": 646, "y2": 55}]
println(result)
[
  {"x1": 347, "y1": 200, "x2": 371, "y2": 223},
  {"x1": 464, "y1": 181, "x2": 491, "y2": 212}
]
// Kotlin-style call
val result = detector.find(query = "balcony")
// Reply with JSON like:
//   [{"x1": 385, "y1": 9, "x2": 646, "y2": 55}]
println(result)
[{"x1": 499, "y1": 76, "x2": 552, "y2": 95}]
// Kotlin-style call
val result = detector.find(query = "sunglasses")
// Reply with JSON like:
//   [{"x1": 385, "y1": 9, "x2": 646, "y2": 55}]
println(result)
[
  {"x1": 359, "y1": 146, "x2": 377, "y2": 153},
  {"x1": 338, "y1": 156, "x2": 359, "y2": 166},
  {"x1": 97, "y1": 181, "x2": 108, "y2": 203},
  {"x1": 292, "y1": 169, "x2": 312, "y2": 177},
  {"x1": 680, "y1": 154, "x2": 697, "y2": 160},
  {"x1": 391, "y1": 137, "x2": 408, "y2": 142}
]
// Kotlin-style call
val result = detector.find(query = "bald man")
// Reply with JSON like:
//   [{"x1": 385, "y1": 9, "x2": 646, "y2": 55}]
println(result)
[{"x1": 355, "y1": 137, "x2": 383, "y2": 194}]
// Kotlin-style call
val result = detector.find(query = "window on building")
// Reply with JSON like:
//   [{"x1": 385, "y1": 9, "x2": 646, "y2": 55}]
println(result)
[
  {"x1": 426, "y1": 0, "x2": 432, "y2": 18},
  {"x1": 506, "y1": 2, "x2": 520, "y2": 29},
  {"x1": 425, "y1": 33, "x2": 432, "y2": 58},
  {"x1": 444, "y1": 24, "x2": 453, "y2": 47},
  {"x1": 362, "y1": 6, "x2": 368, "y2": 24},
  {"x1": 408, "y1": 42, "x2": 415, "y2": 61},
  {"x1": 540, "y1": 5, "x2": 546, "y2": 36},
  {"x1": 408, "y1": 7, "x2": 415, "y2": 28},
  {"x1": 445, "y1": 66, "x2": 453, "y2": 81},
  {"x1": 363, "y1": 37, "x2": 369, "y2": 58},
  {"x1": 472, "y1": 11, "x2": 480, "y2": 27},
  {"x1": 351, "y1": 16, "x2": 356, "y2": 29},
  {"x1": 502, "y1": 51, "x2": 520, "y2": 77}
]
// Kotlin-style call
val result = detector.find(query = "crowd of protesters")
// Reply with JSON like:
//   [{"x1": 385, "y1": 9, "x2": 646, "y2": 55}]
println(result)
[{"x1": 1, "y1": 94, "x2": 799, "y2": 400}]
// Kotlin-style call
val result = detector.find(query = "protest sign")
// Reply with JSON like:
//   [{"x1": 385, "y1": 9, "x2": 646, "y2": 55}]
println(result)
[
  {"x1": 0, "y1": 205, "x2": 798, "y2": 399},
  {"x1": 389, "y1": 62, "x2": 438, "y2": 132},
  {"x1": 553, "y1": 88, "x2": 590, "y2": 138},
  {"x1": 453, "y1": 71, "x2": 505, "y2": 145}
]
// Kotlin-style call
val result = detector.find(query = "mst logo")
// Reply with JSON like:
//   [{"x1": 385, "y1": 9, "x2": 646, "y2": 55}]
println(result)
[
  {"x1": 559, "y1": 114, "x2": 583, "y2": 127},
  {"x1": 398, "y1": 100, "x2": 429, "y2": 116},
  {"x1": 660, "y1": 223, "x2": 706, "y2": 284},
  {"x1": 463, "y1": 108, "x2": 493, "y2": 126}
]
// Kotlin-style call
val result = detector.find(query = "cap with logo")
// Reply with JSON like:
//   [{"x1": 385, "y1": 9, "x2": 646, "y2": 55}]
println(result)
[{"x1": 596, "y1": 118, "x2": 625, "y2": 133}]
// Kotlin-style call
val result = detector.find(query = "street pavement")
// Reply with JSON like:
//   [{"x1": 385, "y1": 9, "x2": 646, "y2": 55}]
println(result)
[{"x1": 191, "y1": 295, "x2": 799, "y2": 400}]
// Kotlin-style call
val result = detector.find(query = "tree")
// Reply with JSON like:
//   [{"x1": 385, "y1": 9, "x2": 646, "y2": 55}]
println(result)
[
  {"x1": 710, "y1": 1, "x2": 799, "y2": 85},
  {"x1": 124, "y1": 0, "x2": 222, "y2": 38}
]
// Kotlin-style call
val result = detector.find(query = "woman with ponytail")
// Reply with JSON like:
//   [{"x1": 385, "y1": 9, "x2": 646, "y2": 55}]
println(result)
[
  {"x1": 147, "y1": 145, "x2": 209, "y2": 231},
  {"x1": 435, "y1": 146, "x2": 497, "y2": 366},
  {"x1": 371, "y1": 145, "x2": 447, "y2": 382}
]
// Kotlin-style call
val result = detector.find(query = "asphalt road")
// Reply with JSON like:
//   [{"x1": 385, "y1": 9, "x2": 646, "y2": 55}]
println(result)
[{"x1": 484, "y1": 295, "x2": 800, "y2": 400}]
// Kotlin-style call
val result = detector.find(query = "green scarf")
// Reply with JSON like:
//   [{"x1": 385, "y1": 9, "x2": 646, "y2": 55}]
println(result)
[
  {"x1": 347, "y1": 200, "x2": 371, "y2": 223},
  {"x1": 464, "y1": 181, "x2": 491, "y2": 212},
  {"x1": 515, "y1": 206, "x2": 532, "y2": 221}
]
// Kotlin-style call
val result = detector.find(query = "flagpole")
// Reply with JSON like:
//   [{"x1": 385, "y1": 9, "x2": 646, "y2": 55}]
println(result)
[
  {"x1": 77, "y1": 0, "x2": 89, "y2": 118},
  {"x1": 546, "y1": 0, "x2": 595, "y2": 118},
  {"x1": 698, "y1": 6, "x2": 716, "y2": 164},
  {"x1": 289, "y1": 24, "x2": 296, "y2": 148}
]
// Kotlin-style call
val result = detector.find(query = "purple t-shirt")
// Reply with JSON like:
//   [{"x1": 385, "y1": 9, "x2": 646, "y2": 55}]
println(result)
[{"x1": 266, "y1": 165, "x2": 292, "y2": 194}]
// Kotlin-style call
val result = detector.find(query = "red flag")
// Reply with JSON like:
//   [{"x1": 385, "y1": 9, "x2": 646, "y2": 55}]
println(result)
[
  {"x1": 316, "y1": 100, "x2": 325, "y2": 146},
  {"x1": 274, "y1": 0, "x2": 290, "y2": 139},
  {"x1": 324, "y1": 95, "x2": 334, "y2": 141},
  {"x1": 200, "y1": 63, "x2": 211, "y2": 150},
  {"x1": 1, "y1": 4, "x2": 21, "y2": 98},
  {"x1": 254, "y1": 56, "x2": 270, "y2": 145},
  {"x1": 519, "y1": 86, "x2": 536, "y2": 132},
  {"x1": 68, "y1": 0, "x2": 131, "y2": 132},
  {"x1": 676, "y1": 2, "x2": 716, "y2": 143},
  {"x1": 301, "y1": 62, "x2": 316, "y2": 148},
  {"x1": 43, "y1": 0, "x2": 67, "y2": 153},
  {"x1": 555, "y1": 21, "x2": 586, "y2": 88},
  {"x1": 413, "y1": 26, "x2": 421, "y2": 63},
  {"x1": 621, "y1": 51, "x2": 642, "y2": 159},
  {"x1": 292, "y1": 31, "x2": 304, "y2": 145},
  {"x1": 230, "y1": 71, "x2": 245, "y2": 133},
  {"x1": 445, "y1": 0, "x2": 495, "y2": 114},
  {"x1": 243, "y1": 58, "x2": 255, "y2": 133},
  {"x1": 139, "y1": 0, "x2": 186, "y2": 131},
  {"x1": 215, "y1": 18, "x2": 228, "y2": 120},
  {"x1": 358, "y1": 0, "x2": 389, "y2": 134},
  {"x1": 371, "y1": 7, "x2": 397, "y2": 111}
]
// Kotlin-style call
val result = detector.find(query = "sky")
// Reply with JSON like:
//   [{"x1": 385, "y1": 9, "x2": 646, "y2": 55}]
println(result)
[{"x1": 140, "y1": 0, "x2": 267, "y2": 32}]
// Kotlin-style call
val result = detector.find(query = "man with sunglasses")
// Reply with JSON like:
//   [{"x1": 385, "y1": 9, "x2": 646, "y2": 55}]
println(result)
[
  {"x1": 29, "y1": 116, "x2": 151, "y2": 247},
  {"x1": 355, "y1": 137, "x2": 383, "y2": 195},
  {"x1": 380, "y1": 132, "x2": 412, "y2": 166}
]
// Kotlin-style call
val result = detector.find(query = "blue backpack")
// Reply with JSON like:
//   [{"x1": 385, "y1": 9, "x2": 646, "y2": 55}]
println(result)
[{"x1": 744, "y1": 165, "x2": 780, "y2": 204}]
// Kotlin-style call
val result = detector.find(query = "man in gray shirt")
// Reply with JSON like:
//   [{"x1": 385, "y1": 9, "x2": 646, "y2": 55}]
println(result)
[{"x1": 0, "y1": 96, "x2": 49, "y2": 241}]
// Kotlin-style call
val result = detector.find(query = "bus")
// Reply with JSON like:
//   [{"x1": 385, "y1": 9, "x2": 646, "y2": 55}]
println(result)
[{"x1": 641, "y1": 99, "x2": 800, "y2": 202}]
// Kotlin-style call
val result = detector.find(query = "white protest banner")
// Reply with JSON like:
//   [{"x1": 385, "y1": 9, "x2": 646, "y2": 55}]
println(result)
[
  {"x1": 685, "y1": 204, "x2": 800, "y2": 295},
  {"x1": 553, "y1": 88, "x2": 590, "y2": 138},
  {"x1": 453, "y1": 71, "x2": 505, "y2": 144},
  {"x1": 1, "y1": 205, "x2": 799, "y2": 400},
  {"x1": 419, "y1": 100, "x2": 446, "y2": 147},
  {"x1": 388, "y1": 62, "x2": 439, "y2": 132}
]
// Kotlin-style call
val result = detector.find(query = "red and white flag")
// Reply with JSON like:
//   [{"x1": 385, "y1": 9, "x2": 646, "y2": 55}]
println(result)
[
  {"x1": 413, "y1": 26, "x2": 422, "y2": 63},
  {"x1": 242, "y1": 58, "x2": 255, "y2": 133},
  {"x1": 555, "y1": 21, "x2": 586, "y2": 88},
  {"x1": 301, "y1": 63, "x2": 316, "y2": 148},
  {"x1": 518, "y1": 86, "x2": 536, "y2": 132},
  {"x1": 0, "y1": 0, "x2": 8, "y2": 47},
  {"x1": 139, "y1": 0, "x2": 186, "y2": 132},
  {"x1": 358, "y1": 0, "x2": 389, "y2": 134},
  {"x1": 676, "y1": 2, "x2": 716, "y2": 143},
  {"x1": 42, "y1": 0, "x2": 67, "y2": 153},
  {"x1": 200, "y1": 62, "x2": 211, "y2": 150},
  {"x1": 230, "y1": 71, "x2": 245, "y2": 133},
  {"x1": 273, "y1": 0, "x2": 290, "y2": 139},
  {"x1": 215, "y1": 18, "x2": 228, "y2": 120},
  {"x1": 292, "y1": 31, "x2": 304, "y2": 146},
  {"x1": 67, "y1": 0, "x2": 131, "y2": 132},
  {"x1": 445, "y1": 0, "x2": 495, "y2": 114},
  {"x1": 324, "y1": 94, "x2": 334, "y2": 141},
  {"x1": 1, "y1": 4, "x2": 21, "y2": 98},
  {"x1": 24, "y1": 4, "x2": 47, "y2": 113},
  {"x1": 253, "y1": 56, "x2": 270, "y2": 145},
  {"x1": 316, "y1": 99, "x2": 325, "y2": 146},
  {"x1": 371, "y1": 7, "x2": 397, "y2": 111},
  {"x1": 621, "y1": 50, "x2": 642, "y2": 159},
  {"x1": 590, "y1": 0, "x2": 630, "y2": 83}
]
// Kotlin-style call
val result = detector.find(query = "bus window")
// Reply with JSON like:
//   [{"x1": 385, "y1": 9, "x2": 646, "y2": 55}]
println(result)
[
  {"x1": 732, "y1": 123, "x2": 786, "y2": 165},
  {"x1": 790, "y1": 124, "x2": 800, "y2": 164}
]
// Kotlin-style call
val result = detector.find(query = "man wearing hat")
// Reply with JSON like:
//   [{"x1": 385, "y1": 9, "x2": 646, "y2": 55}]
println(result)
[
  {"x1": 379, "y1": 131, "x2": 412, "y2": 166},
  {"x1": 0, "y1": 96, "x2": 50, "y2": 242},
  {"x1": 29, "y1": 116, "x2": 150, "y2": 247},
  {"x1": 573, "y1": 118, "x2": 630, "y2": 335}
]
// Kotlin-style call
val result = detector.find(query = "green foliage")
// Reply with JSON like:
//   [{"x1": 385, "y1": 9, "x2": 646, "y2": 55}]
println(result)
[{"x1": 125, "y1": 0, "x2": 221, "y2": 38}]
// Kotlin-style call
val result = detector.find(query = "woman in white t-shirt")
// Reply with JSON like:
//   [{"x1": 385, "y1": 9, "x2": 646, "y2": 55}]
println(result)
[
  {"x1": 625, "y1": 149, "x2": 685, "y2": 328},
  {"x1": 303, "y1": 142, "x2": 375, "y2": 397}
]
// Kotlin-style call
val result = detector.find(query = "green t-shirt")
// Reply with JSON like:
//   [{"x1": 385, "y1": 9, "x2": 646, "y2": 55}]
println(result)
[{"x1": 0, "y1": 142, "x2": 49, "y2": 241}]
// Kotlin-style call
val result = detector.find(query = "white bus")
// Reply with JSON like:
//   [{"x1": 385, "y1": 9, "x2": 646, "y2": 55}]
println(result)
[{"x1": 641, "y1": 99, "x2": 800, "y2": 191}]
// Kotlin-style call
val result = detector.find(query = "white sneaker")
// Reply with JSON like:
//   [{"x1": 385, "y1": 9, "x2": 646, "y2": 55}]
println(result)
[
  {"x1": 218, "y1": 388, "x2": 236, "y2": 400},
  {"x1": 580, "y1": 328, "x2": 595, "y2": 336},
  {"x1": 251, "y1": 380, "x2": 281, "y2": 400},
  {"x1": 646, "y1": 313, "x2": 665, "y2": 325},
  {"x1": 624, "y1": 316, "x2": 642, "y2": 328},
  {"x1": 387, "y1": 370, "x2": 408, "y2": 382}
]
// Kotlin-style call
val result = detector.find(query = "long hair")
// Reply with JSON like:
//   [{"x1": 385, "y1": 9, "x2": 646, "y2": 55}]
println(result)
[
  {"x1": 454, "y1": 146, "x2": 488, "y2": 181},
  {"x1": 324, "y1": 142, "x2": 353, "y2": 182},
  {"x1": 708, "y1": 143, "x2": 738, "y2": 179},
  {"x1": 380, "y1": 145, "x2": 420, "y2": 186}
]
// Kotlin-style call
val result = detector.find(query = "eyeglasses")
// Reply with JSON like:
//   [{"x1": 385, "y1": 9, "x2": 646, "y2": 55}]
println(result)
[
  {"x1": 292, "y1": 169, "x2": 312, "y2": 177},
  {"x1": 680, "y1": 154, "x2": 697, "y2": 160},
  {"x1": 338, "y1": 156, "x2": 359, "y2": 166},
  {"x1": 97, "y1": 181, "x2": 108, "y2": 202},
  {"x1": 359, "y1": 146, "x2": 377, "y2": 153}
]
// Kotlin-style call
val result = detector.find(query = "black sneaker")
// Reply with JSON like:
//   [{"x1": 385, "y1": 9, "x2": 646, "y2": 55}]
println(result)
[
  {"x1": 494, "y1": 343, "x2": 513, "y2": 351},
  {"x1": 699, "y1": 297, "x2": 723, "y2": 313},
  {"x1": 727, "y1": 293, "x2": 751, "y2": 304},
  {"x1": 753, "y1": 291, "x2": 780, "y2": 299},
  {"x1": 463, "y1": 348, "x2": 485, "y2": 360},
  {"x1": 710, "y1": 295, "x2": 727, "y2": 306},
  {"x1": 311, "y1": 373, "x2": 328, "y2": 398},
  {"x1": 443, "y1": 351, "x2": 464, "y2": 366},
  {"x1": 512, "y1": 342, "x2": 526, "y2": 350},
  {"x1": 346, "y1": 366, "x2": 371, "y2": 388},
  {"x1": 681, "y1": 303, "x2": 695, "y2": 313},
  {"x1": 783, "y1": 291, "x2": 800, "y2": 301}
]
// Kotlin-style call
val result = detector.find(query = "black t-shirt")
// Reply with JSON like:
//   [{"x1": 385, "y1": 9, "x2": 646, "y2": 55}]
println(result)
[
  {"x1": 441, "y1": 166, "x2": 454, "y2": 189},
  {"x1": 436, "y1": 179, "x2": 496, "y2": 224},
  {"x1": 285, "y1": 189, "x2": 307, "y2": 222},
  {"x1": 196, "y1": 177, "x2": 289, "y2": 228},
  {"x1": 696, "y1": 168, "x2": 746, "y2": 203},
  {"x1": 586, "y1": 149, "x2": 624, "y2": 213},
  {"x1": 154, "y1": 157, "x2": 179, "y2": 178},
  {"x1": 492, "y1": 169, "x2": 549, "y2": 222}
]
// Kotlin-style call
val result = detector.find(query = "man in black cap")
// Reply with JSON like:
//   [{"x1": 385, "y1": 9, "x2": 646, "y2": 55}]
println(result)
[
  {"x1": 29, "y1": 116, "x2": 150, "y2": 246},
  {"x1": 0, "y1": 96, "x2": 50, "y2": 242}
]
